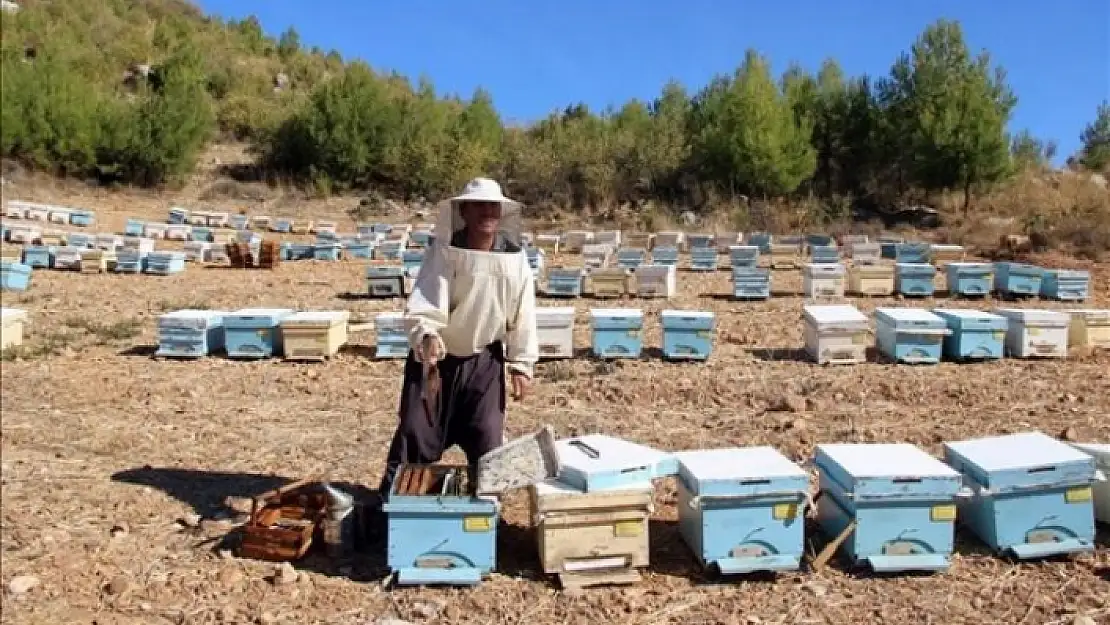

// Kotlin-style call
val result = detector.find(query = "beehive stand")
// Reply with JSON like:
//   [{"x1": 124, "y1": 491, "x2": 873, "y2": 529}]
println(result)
[{"x1": 384, "y1": 464, "x2": 498, "y2": 586}]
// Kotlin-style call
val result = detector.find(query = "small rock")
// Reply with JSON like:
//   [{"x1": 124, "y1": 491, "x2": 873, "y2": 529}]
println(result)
[
  {"x1": 105, "y1": 575, "x2": 130, "y2": 596},
  {"x1": 8, "y1": 575, "x2": 39, "y2": 594},
  {"x1": 177, "y1": 513, "x2": 202, "y2": 529},
  {"x1": 412, "y1": 599, "x2": 445, "y2": 619},
  {"x1": 109, "y1": 524, "x2": 129, "y2": 538},
  {"x1": 140, "y1": 603, "x2": 152, "y2": 612},
  {"x1": 259, "y1": 613, "x2": 277, "y2": 625},
  {"x1": 1060, "y1": 427, "x2": 1078, "y2": 441},
  {"x1": 274, "y1": 562, "x2": 298, "y2": 585},
  {"x1": 218, "y1": 567, "x2": 244, "y2": 587},
  {"x1": 789, "y1": 417, "x2": 807, "y2": 431},
  {"x1": 746, "y1": 617, "x2": 763, "y2": 624}
]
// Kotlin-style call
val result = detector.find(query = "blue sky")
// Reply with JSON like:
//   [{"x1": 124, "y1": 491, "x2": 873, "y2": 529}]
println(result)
[{"x1": 196, "y1": 0, "x2": 1109, "y2": 164}]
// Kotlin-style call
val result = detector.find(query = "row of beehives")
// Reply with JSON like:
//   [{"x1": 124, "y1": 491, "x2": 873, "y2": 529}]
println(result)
[
  {"x1": 524, "y1": 304, "x2": 1110, "y2": 363},
  {"x1": 163, "y1": 206, "x2": 436, "y2": 242},
  {"x1": 382, "y1": 431, "x2": 1108, "y2": 587},
  {"x1": 531, "y1": 258, "x2": 1093, "y2": 302},
  {"x1": 155, "y1": 308, "x2": 353, "y2": 361},
  {"x1": 3, "y1": 200, "x2": 96, "y2": 227}
]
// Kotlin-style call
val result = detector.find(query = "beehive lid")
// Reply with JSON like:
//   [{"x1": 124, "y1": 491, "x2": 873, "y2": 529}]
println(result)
[
  {"x1": 159, "y1": 309, "x2": 226, "y2": 328},
  {"x1": 555, "y1": 434, "x2": 677, "y2": 491},
  {"x1": 1043, "y1": 269, "x2": 1090, "y2": 278},
  {"x1": 931, "y1": 308, "x2": 999, "y2": 321},
  {"x1": 1, "y1": 307, "x2": 27, "y2": 324},
  {"x1": 635, "y1": 264, "x2": 674, "y2": 276},
  {"x1": 661, "y1": 309, "x2": 714, "y2": 321},
  {"x1": 1070, "y1": 443, "x2": 1110, "y2": 467},
  {"x1": 802, "y1": 263, "x2": 845, "y2": 274},
  {"x1": 1065, "y1": 309, "x2": 1110, "y2": 322},
  {"x1": 875, "y1": 307, "x2": 945, "y2": 328},
  {"x1": 589, "y1": 308, "x2": 642, "y2": 319},
  {"x1": 944, "y1": 431, "x2": 1096, "y2": 491},
  {"x1": 283, "y1": 310, "x2": 351, "y2": 326},
  {"x1": 675, "y1": 446, "x2": 807, "y2": 497},
  {"x1": 804, "y1": 304, "x2": 867, "y2": 326},
  {"x1": 896, "y1": 262, "x2": 935, "y2": 271},
  {"x1": 536, "y1": 307, "x2": 575, "y2": 325},
  {"x1": 817, "y1": 443, "x2": 959, "y2": 480},
  {"x1": 931, "y1": 244, "x2": 964, "y2": 251},
  {"x1": 533, "y1": 477, "x2": 653, "y2": 497},
  {"x1": 946, "y1": 262, "x2": 992, "y2": 270},
  {"x1": 229, "y1": 308, "x2": 294, "y2": 319},
  {"x1": 375, "y1": 311, "x2": 405, "y2": 326},
  {"x1": 993, "y1": 308, "x2": 1069, "y2": 325}
]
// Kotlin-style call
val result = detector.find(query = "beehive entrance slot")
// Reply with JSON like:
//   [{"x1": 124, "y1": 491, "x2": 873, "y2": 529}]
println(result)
[
  {"x1": 740, "y1": 479, "x2": 772, "y2": 486},
  {"x1": 892, "y1": 478, "x2": 923, "y2": 484},
  {"x1": 1027, "y1": 466, "x2": 1056, "y2": 474}
]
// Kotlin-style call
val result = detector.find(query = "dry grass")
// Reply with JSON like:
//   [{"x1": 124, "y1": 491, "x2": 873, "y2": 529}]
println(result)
[{"x1": 1, "y1": 160, "x2": 1109, "y2": 625}]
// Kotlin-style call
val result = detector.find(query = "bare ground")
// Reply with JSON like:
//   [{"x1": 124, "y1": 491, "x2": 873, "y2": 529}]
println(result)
[{"x1": 1, "y1": 180, "x2": 1108, "y2": 625}]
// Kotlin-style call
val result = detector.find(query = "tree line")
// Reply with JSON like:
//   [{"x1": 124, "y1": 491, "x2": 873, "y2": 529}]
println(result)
[{"x1": 2, "y1": 1, "x2": 1108, "y2": 221}]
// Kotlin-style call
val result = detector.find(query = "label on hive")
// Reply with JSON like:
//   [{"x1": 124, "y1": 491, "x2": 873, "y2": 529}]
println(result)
[
  {"x1": 463, "y1": 516, "x2": 492, "y2": 532},
  {"x1": 540, "y1": 344, "x2": 562, "y2": 355},
  {"x1": 930, "y1": 504, "x2": 957, "y2": 522},
  {"x1": 852, "y1": 333, "x2": 868, "y2": 345},
  {"x1": 1028, "y1": 328, "x2": 1042, "y2": 336},
  {"x1": 772, "y1": 503, "x2": 798, "y2": 520},
  {"x1": 993, "y1": 331, "x2": 1005, "y2": 340},
  {"x1": 626, "y1": 329, "x2": 639, "y2": 337},
  {"x1": 696, "y1": 330, "x2": 712, "y2": 339},
  {"x1": 612, "y1": 520, "x2": 642, "y2": 537},
  {"x1": 1065, "y1": 486, "x2": 1092, "y2": 503}
]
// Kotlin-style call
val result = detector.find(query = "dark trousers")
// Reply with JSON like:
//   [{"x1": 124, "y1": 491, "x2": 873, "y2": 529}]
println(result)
[{"x1": 378, "y1": 341, "x2": 507, "y2": 496}]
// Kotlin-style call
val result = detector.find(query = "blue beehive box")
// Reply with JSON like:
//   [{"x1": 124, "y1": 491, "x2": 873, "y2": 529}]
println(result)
[
  {"x1": 874, "y1": 307, "x2": 948, "y2": 364},
  {"x1": 402, "y1": 249, "x2": 424, "y2": 274},
  {"x1": 156, "y1": 309, "x2": 226, "y2": 358},
  {"x1": 675, "y1": 447, "x2": 809, "y2": 575},
  {"x1": 223, "y1": 308, "x2": 293, "y2": 358},
  {"x1": 374, "y1": 312, "x2": 409, "y2": 358},
  {"x1": 114, "y1": 250, "x2": 146, "y2": 273},
  {"x1": 944, "y1": 262, "x2": 993, "y2": 297},
  {"x1": 356, "y1": 224, "x2": 376, "y2": 238},
  {"x1": 993, "y1": 262, "x2": 1043, "y2": 297},
  {"x1": 410, "y1": 230, "x2": 432, "y2": 248},
  {"x1": 68, "y1": 210, "x2": 95, "y2": 227},
  {"x1": 66, "y1": 233, "x2": 94, "y2": 248},
  {"x1": 1040, "y1": 269, "x2": 1089, "y2": 302},
  {"x1": 124, "y1": 219, "x2": 145, "y2": 237},
  {"x1": 895, "y1": 263, "x2": 937, "y2": 297},
  {"x1": 589, "y1": 308, "x2": 643, "y2": 358},
  {"x1": 190, "y1": 226, "x2": 212, "y2": 242},
  {"x1": 167, "y1": 207, "x2": 189, "y2": 224},
  {"x1": 344, "y1": 241, "x2": 373, "y2": 259},
  {"x1": 144, "y1": 251, "x2": 186, "y2": 275},
  {"x1": 732, "y1": 267, "x2": 770, "y2": 300},
  {"x1": 932, "y1": 308, "x2": 1007, "y2": 361},
  {"x1": 1, "y1": 262, "x2": 32, "y2": 291},
  {"x1": 895, "y1": 242, "x2": 931, "y2": 264},
  {"x1": 747, "y1": 233, "x2": 772, "y2": 253},
  {"x1": 375, "y1": 243, "x2": 405, "y2": 262},
  {"x1": 272, "y1": 218, "x2": 292, "y2": 233},
  {"x1": 554, "y1": 433, "x2": 677, "y2": 492},
  {"x1": 21, "y1": 246, "x2": 55, "y2": 269},
  {"x1": 313, "y1": 242, "x2": 343, "y2": 261},
  {"x1": 229, "y1": 214, "x2": 249, "y2": 230},
  {"x1": 315, "y1": 231, "x2": 339, "y2": 243},
  {"x1": 815, "y1": 443, "x2": 964, "y2": 572},
  {"x1": 525, "y1": 247, "x2": 544, "y2": 277},
  {"x1": 616, "y1": 247, "x2": 646, "y2": 269},
  {"x1": 943, "y1": 431, "x2": 1099, "y2": 560},
  {"x1": 806, "y1": 234, "x2": 834, "y2": 248},
  {"x1": 544, "y1": 267, "x2": 584, "y2": 298},
  {"x1": 689, "y1": 247, "x2": 718, "y2": 271},
  {"x1": 686, "y1": 233, "x2": 714, "y2": 250},
  {"x1": 383, "y1": 464, "x2": 498, "y2": 586},
  {"x1": 661, "y1": 309, "x2": 715, "y2": 361},
  {"x1": 651, "y1": 245, "x2": 679, "y2": 266},
  {"x1": 728, "y1": 245, "x2": 759, "y2": 268},
  {"x1": 287, "y1": 243, "x2": 314, "y2": 260},
  {"x1": 810, "y1": 245, "x2": 839, "y2": 264},
  {"x1": 366, "y1": 265, "x2": 407, "y2": 297},
  {"x1": 372, "y1": 223, "x2": 392, "y2": 234}
]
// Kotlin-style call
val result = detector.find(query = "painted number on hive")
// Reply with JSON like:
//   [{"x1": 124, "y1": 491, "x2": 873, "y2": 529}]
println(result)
[
  {"x1": 1065, "y1": 487, "x2": 1092, "y2": 504},
  {"x1": 930, "y1": 504, "x2": 957, "y2": 522},
  {"x1": 463, "y1": 516, "x2": 491, "y2": 532},
  {"x1": 613, "y1": 520, "x2": 642, "y2": 537},
  {"x1": 772, "y1": 503, "x2": 798, "y2": 520}
]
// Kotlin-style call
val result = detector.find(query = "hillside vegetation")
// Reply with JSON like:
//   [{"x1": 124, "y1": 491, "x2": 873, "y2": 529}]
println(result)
[{"x1": 2, "y1": 0, "x2": 1109, "y2": 254}]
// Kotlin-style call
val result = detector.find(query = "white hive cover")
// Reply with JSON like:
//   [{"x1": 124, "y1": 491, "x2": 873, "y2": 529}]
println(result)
[
  {"x1": 661, "y1": 309, "x2": 714, "y2": 321},
  {"x1": 993, "y1": 308, "x2": 1070, "y2": 324},
  {"x1": 231, "y1": 308, "x2": 293, "y2": 318},
  {"x1": 533, "y1": 477, "x2": 652, "y2": 497},
  {"x1": 589, "y1": 308, "x2": 642, "y2": 319},
  {"x1": 1070, "y1": 443, "x2": 1110, "y2": 464},
  {"x1": 804, "y1": 304, "x2": 866, "y2": 325},
  {"x1": 675, "y1": 447, "x2": 805, "y2": 482},
  {"x1": 876, "y1": 307, "x2": 944, "y2": 325},
  {"x1": 556, "y1": 434, "x2": 667, "y2": 477},
  {"x1": 818, "y1": 443, "x2": 958, "y2": 479},
  {"x1": 284, "y1": 310, "x2": 350, "y2": 325},
  {"x1": 945, "y1": 431, "x2": 1090, "y2": 472},
  {"x1": 932, "y1": 308, "x2": 1001, "y2": 321},
  {"x1": 1, "y1": 307, "x2": 28, "y2": 323}
]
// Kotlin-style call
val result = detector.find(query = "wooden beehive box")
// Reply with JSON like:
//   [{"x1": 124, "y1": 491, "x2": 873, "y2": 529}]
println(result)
[
  {"x1": 588, "y1": 267, "x2": 631, "y2": 298},
  {"x1": 239, "y1": 478, "x2": 326, "y2": 562},
  {"x1": 280, "y1": 311, "x2": 351, "y2": 361},
  {"x1": 1, "y1": 308, "x2": 28, "y2": 350}
]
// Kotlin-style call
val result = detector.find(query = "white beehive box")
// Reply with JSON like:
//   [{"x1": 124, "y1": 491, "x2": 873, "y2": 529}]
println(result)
[
  {"x1": 994, "y1": 308, "x2": 1069, "y2": 358},
  {"x1": 95, "y1": 234, "x2": 123, "y2": 251},
  {"x1": 1065, "y1": 309, "x2": 1110, "y2": 349},
  {"x1": 143, "y1": 223, "x2": 167, "y2": 239},
  {"x1": 715, "y1": 232, "x2": 743, "y2": 253},
  {"x1": 634, "y1": 264, "x2": 676, "y2": 298},
  {"x1": 121, "y1": 236, "x2": 156, "y2": 255},
  {"x1": 7, "y1": 224, "x2": 40, "y2": 244},
  {"x1": 183, "y1": 241, "x2": 212, "y2": 263},
  {"x1": 654, "y1": 231, "x2": 684, "y2": 249},
  {"x1": 1, "y1": 307, "x2": 28, "y2": 350},
  {"x1": 803, "y1": 304, "x2": 869, "y2": 365},
  {"x1": 47, "y1": 208, "x2": 71, "y2": 224},
  {"x1": 1069, "y1": 443, "x2": 1110, "y2": 524},
  {"x1": 25, "y1": 204, "x2": 49, "y2": 221},
  {"x1": 188, "y1": 210, "x2": 211, "y2": 226},
  {"x1": 536, "y1": 306, "x2": 575, "y2": 359},
  {"x1": 534, "y1": 233, "x2": 561, "y2": 255},
  {"x1": 802, "y1": 263, "x2": 846, "y2": 298},
  {"x1": 582, "y1": 243, "x2": 613, "y2": 269},
  {"x1": 53, "y1": 246, "x2": 84, "y2": 270},
  {"x1": 594, "y1": 230, "x2": 621, "y2": 247}
]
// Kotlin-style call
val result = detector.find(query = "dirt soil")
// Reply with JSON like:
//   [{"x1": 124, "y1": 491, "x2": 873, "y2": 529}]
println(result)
[{"x1": 1, "y1": 182, "x2": 1108, "y2": 625}]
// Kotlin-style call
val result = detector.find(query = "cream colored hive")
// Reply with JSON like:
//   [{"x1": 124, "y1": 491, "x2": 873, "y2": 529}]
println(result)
[
  {"x1": 848, "y1": 264, "x2": 895, "y2": 296},
  {"x1": 280, "y1": 311, "x2": 351, "y2": 361},
  {"x1": 1, "y1": 308, "x2": 28, "y2": 350},
  {"x1": 1066, "y1": 309, "x2": 1110, "y2": 349}
]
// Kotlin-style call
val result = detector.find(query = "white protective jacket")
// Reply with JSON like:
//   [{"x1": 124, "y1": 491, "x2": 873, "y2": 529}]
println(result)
[{"x1": 402, "y1": 196, "x2": 539, "y2": 378}]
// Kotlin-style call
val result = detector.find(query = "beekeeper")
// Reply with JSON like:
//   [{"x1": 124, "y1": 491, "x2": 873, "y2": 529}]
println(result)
[{"x1": 377, "y1": 177, "x2": 538, "y2": 498}]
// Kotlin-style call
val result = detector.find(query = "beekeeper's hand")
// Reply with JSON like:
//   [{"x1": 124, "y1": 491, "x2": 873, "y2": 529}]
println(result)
[
  {"x1": 510, "y1": 371, "x2": 531, "y2": 401},
  {"x1": 414, "y1": 333, "x2": 445, "y2": 363}
]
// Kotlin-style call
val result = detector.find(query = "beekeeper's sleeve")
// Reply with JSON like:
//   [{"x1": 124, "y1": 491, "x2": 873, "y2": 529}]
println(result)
[
  {"x1": 505, "y1": 251, "x2": 539, "y2": 378},
  {"x1": 403, "y1": 245, "x2": 449, "y2": 355}
]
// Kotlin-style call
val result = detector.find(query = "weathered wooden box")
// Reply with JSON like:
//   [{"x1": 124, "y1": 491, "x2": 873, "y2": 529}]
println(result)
[
  {"x1": 929, "y1": 244, "x2": 964, "y2": 265},
  {"x1": 810, "y1": 245, "x2": 840, "y2": 264},
  {"x1": 728, "y1": 245, "x2": 759, "y2": 269},
  {"x1": 661, "y1": 309, "x2": 715, "y2": 361},
  {"x1": 803, "y1": 304, "x2": 870, "y2": 365},
  {"x1": 384, "y1": 464, "x2": 498, "y2": 586},
  {"x1": 715, "y1": 232, "x2": 743, "y2": 253},
  {"x1": 530, "y1": 479, "x2": 653, "y2": 588},
  {"x1": 366, "y1": 265, "x2": 407, "y2": 298},
  {"x1": 815, "y1": 443, "x2": 964, "y2": 572},
  {"x1": 848, "y1": 241, "x2": 881, "y2": 264},
  {"x1": 589, "y1": 308, "x2": 643, "y2": 359},
  {"x1": 675, "y1": 447, "x2": 809, "y2": 575},
  {"x1": 769, "y1": 244, "x2": 800, "y2": 269},
  {"x1": 562, "y1": 230, "x2": 594, "y2": 253},
  {"x1": 944, "y1": 432, "x2": 1099, "y2": 559},
  {"x1": 1066, "y1": 309, "x2": 1110, "y2": 349},
  {"x1": 582, "y1": 243, "x2": 613, "y2": 270},
  {"x1": 634, "y1": 264, "x2": 676, "y2": 298},
  {"x1": 802, "y1": 263, "x2": 846, "y2": 298},
  {"x1": 281, "y1": 311, "x2": 351, "y2": 361},
  {"x1": 848, "y1": 264, "x2": 894, "y2": 296}
]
